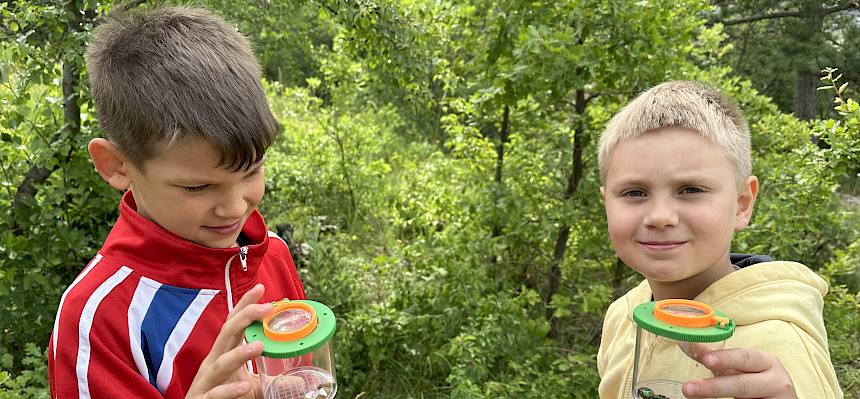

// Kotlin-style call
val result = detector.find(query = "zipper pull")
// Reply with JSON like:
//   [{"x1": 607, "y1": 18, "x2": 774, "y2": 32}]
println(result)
[{"x1": 239, "y1": 246, "x2": 248, "y2": 271}]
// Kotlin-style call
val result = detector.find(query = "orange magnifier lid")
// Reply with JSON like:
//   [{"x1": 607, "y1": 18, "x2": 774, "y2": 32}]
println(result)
[
  {"x1": 262, "y1": 300, "x2": 318, "y2": 342},
  {"x1": 653, "y1": 299, "x2": 729, "y2": 328}
]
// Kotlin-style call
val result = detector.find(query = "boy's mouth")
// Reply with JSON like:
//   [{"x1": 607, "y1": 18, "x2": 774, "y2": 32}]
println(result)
[
  {"x1": 638, "y1": 241, "x2": 686, "y2": 251},
  {"x1": 204, "y1": 220, "x2": 242, "y2": 235}
]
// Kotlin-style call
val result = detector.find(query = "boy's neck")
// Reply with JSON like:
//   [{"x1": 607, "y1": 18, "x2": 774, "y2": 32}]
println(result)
[{"x1": 648, "y1": 258, "x2": 737, "y2": 300}]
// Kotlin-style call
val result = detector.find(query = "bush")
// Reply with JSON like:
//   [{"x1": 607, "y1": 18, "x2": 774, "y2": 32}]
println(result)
[{"x1": 0, "y1": 343, "x2": 48, "y2": 399}]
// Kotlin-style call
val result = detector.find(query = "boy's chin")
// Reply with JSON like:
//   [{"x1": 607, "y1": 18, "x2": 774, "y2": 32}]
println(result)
[
  {"x1": 190, "y1": 235, "x2": 241, "y2": 249},
  {"x1": 209, "y1": 239, "x2": 241, "y2": 249}
]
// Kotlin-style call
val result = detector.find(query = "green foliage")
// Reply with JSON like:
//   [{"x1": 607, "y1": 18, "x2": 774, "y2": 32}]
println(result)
[
  {"x1": 0, "y1": 344, "x2": 48, "y2": 399},
  {"x1": 1, "y1": 0, "x2": 859, "y2": 397},
  {"x1": 735, "y1": 114, "x2": 853, "y2": 266},
  {"x1": 202, "y1": 0, "x2": 334, "y2": 87},
  {"x1": 823, "y1": 281, "x2": 860, "y2": 397},
  {"x1": 0, "y1": 0, "x2": 116, "y2": 380}
]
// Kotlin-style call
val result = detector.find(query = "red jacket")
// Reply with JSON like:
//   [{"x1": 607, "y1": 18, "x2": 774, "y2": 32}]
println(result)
[{"x1": 48, "y1": 192, "x2": 306, "y2": 398}]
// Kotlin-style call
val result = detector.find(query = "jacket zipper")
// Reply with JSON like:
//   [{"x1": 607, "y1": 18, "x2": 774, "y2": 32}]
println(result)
[
  {"x1": 224, "y1": 245, "x2": 250, "y2": 312},
  {"x1": 239, "y1": 246, "x2": 249, "y2": 271}
]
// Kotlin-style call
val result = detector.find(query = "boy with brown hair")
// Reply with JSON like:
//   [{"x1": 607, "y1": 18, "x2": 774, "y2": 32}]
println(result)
[
  {"x1": 48, "y1": 6, "x2": 303, "y2": 398},
  {"x1": 596, "y1": 81, "x2": 842, "y2": 398}
]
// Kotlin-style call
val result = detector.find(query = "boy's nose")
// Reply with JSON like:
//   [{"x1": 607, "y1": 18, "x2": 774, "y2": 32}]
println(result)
[
  {"x1": 643, "y1": 200, "x2": 679, "y2": 229},
  {"x1": 214, "y1": 193, "x2": 247, "y2": 219}
]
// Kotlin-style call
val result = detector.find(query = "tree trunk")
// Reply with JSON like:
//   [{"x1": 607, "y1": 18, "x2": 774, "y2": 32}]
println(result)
[
  {"x1": 62, "y1": 0, "x2": 83, "y2": 136},
  {"x1": 11, "y1": 0, "x2": 84, "y2": 232},
  {"x1": 546, "y1": 88, "x2": 587, "y2": 340},
  {"x1": 490, "y1": 105, "x2": 510, "y2": 242},
  {"x1": 328, "y1": 116, "x2": 358, "y2": 223},
  {"x1": 793, "y1": 70, "x2": 817, "y2": 120},
  {"x1": 793, "y1": 2, "x2": 825, "y2": 121}
]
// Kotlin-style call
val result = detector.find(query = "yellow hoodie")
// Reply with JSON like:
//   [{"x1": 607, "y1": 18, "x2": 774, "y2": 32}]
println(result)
[{"x1": 597, "y1": 261, "x2": 843, "y2": 399}]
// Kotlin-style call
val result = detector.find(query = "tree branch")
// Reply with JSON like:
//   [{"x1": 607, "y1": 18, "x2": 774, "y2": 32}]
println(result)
[
  {"x1": 0, "y1": 157, "x2": 20, "y2": 204},
  {"x1": 717, "y1": 2, "x2": 859, "y2": 27},
  {"x1": 12, "y1": 166, "x2": 55, "y2": 209},
  {"x1": 721, "y1": 9, "x2": 804, "y2": 26}
]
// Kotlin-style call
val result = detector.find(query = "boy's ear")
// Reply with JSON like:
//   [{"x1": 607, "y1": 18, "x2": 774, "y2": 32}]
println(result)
[
  {"x1": 734, "y1": 176, "x2": 759, "y2": 232},
  {"x1": 88, "y1": 138, "x2": 133, "y2": 191},
  {"x1": 599, "y1": 186, "x2": 606, "y2": 201}
]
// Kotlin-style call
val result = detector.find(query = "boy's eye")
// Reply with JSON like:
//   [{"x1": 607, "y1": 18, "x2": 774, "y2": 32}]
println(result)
[
  {"x1": 680, "y1": 186, "x2": 705, "y2": 194},
  {"x1": 183, "y1": 185, "x2": 209, "y2": 192},
  {"x1": 622, "y1": 189, "x2": 647, "y2": 198},
  {"x1": 246, "y1": 167, "x2": 263, "y2": 179}
]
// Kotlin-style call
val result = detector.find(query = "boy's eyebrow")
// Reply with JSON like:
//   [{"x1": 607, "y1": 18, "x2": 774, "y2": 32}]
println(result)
[
  {"x1": 607, "y1": 172, "x2": 721, "y2": 188},
  {"x1": 605, "y1": 175, "x2": 647, "y2": 188},
  {"x1": 170, "y1": 156, "x2": 267, "y2": 184}
]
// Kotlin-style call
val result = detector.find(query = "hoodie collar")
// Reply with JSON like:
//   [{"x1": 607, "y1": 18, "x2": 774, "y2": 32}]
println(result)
[
  {"x1": 99, "y1": 191, "x2": 269, "y2": 290},
  {"x1": 729, "y1": 253, "x2": 774, "y2": 268}
]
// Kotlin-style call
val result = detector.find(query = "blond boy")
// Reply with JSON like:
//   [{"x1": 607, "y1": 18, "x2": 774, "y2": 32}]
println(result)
[{"x1": 596, "y1": 81, "x2": 842, "y2": 398}]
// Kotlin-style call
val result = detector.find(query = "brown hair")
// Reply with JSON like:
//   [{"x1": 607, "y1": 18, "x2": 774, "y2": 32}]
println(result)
[
  {"x1": 86, "y1": 6, "x2": 280, "y2": 171},
  {"x1": 598, "y1": 81, "x2": 751, "y2": 185}
]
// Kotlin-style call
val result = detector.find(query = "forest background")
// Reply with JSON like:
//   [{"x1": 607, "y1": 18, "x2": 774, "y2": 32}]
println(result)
[{"x1": 1, "y1": 0, "x2": 859, "y2": 397}]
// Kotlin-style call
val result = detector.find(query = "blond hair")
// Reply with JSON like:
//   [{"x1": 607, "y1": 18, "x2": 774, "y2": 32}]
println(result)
[{"x1": 597, "y1": 81, "x2": 750, "y2": 185}]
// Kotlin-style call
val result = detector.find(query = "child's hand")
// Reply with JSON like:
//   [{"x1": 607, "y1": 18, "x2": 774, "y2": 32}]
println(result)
[
  {"x1": 186, "y1": 284, "x2": 273, "y2": 399},
  {"x1": 682, "y1": 346, "x2": 797, "y2": 398}
]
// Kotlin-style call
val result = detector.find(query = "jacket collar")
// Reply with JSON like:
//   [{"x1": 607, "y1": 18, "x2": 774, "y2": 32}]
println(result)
[{"x1": 99, "y1": 191, "x2": 269, "y2": 290}]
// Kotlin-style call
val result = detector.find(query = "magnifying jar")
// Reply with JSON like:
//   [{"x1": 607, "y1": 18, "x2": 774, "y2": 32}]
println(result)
[
  {"x1": 244, "y1": 299, "x2": 337, "y2": 399},
  {"x1": 631, "y1": 299, "x2": 735, "y2": 399}
]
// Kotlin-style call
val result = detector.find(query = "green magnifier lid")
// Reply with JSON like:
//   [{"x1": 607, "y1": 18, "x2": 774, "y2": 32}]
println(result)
[
  {"x1": 244, "y1": 300, "x2": 336, "y2": 358},
  {"x1": 633, "y1": 300, "x2": 734, "y2": 343}
]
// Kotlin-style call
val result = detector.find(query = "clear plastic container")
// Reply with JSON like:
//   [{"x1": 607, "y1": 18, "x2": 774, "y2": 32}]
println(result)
[
  {"x1": 245, "y1": 300, "x2": 337, "y2": 399},
  {"x1": 631, "y1": 299, "x2": 734, "y2": 399}
]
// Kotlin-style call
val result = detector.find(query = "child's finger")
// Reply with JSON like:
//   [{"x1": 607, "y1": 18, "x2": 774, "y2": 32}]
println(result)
[
  {"x1": 210, "y1": 285, "x2": 272, "y2": 354},
  {"x1": 209, "y1": 304, "x2": 267, "y2": 356},
  {"x1": 209, "y1": 303, "x2": 271, "y2": 355},
  {"x1": 682, "y1": 372, "x2": 795, "y2": 399},
  {"x1": 697, "y1": 347, "x2": 773, "y2": 373},
  {"x1": 683, "y1": 348, "x2": 796, "y2": 399},
  {"x1": 198, "y1": 342, "x2": 263, "y2": 393},
  {"x1": 226, "y1": 284, "x2": 266, "y2": 322},
  {"x1": 682, "y1": 373, "x2": 757, "y2": 398}
]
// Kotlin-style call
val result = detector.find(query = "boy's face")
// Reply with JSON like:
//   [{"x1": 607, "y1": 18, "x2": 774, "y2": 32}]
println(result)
[
  {"x1": 600, "y1": 127, "x2": 757, "y2": 298},
  {"x1": 124, "y1": 136, "x2": 265, "y2": 249}
]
